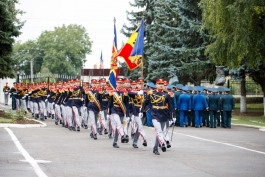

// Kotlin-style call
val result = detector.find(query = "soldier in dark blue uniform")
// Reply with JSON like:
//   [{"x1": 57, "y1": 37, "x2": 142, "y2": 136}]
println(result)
[
  {"x1": 220, "y1": 88, "x2": 235, "y2": 128},
  {"x1": 177, "y1": 87, "x2": 191, "y2": 127},
  {"x1": 142, "y1": 78, "x2": 175, "y2": 155},
  {"x1": 107, "y1": 78, "x2": 129, "y2": 148},
  {"x1": 173, "y1": 85, "x2": 182, "y2": 126},
  {"x1": 84, "y1": 79, "x2": 102, "y2": 139},
  {"x1": 193, "y1": 87, "x2": 209, "y2": 128},
  {"x1": 208, "y1": 88, "x2": 221, "y2": 128}
]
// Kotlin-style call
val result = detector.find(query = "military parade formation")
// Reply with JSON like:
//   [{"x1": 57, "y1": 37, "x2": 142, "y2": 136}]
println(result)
[{"x1": 4, "y1": 77, "x2": 234, "y2": 155}]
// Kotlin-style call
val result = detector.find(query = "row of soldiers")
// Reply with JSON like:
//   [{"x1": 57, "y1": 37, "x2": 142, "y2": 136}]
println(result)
[{"x1": 8, "y1": 77, "x2": 234, "y2": 155}]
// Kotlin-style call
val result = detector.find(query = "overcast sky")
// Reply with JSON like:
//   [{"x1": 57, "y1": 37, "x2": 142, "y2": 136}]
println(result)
[{"x1": 16, "y1": 0, "x2": 134, "y2": 69}]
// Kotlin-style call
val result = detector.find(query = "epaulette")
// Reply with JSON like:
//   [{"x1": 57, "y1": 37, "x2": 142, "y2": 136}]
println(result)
[
  {"x1": 147, "y1": 90, "x2": 153, "y2": 95},
  {"x1": 168, "y1": 91, "x2": 174, "y2": 98}
]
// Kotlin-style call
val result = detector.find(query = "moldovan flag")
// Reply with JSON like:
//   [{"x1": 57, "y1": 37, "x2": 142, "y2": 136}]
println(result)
[{"x1": 114, "y1": 19, "x2": 144, "y2": 70}]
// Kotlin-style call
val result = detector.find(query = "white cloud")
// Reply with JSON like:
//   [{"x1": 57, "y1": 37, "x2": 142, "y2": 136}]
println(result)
[{"x1": 16, "y1": 0, "x2": 133, "y2": 69}]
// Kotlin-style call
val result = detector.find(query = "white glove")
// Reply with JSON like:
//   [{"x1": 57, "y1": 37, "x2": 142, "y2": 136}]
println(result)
[
  {"x1": 52, "y1": 102, "x2": 55, "y2": 105},
  {"x1": 138, "y1": 112, "x2": 143, "y2": 118},
  {"x1": 83, "y1": 107, "x2": 87, "y2": 111},
  {"x1": 28, "y1": 92, "x2": 32, "y2": 94},
  {"x1": 5, "y1": 92, "x2": 8, "y2": 95},
  {"x1": 13, "y1": 92, "x2": 17, "y2": 95},
  {"x1": 47, "y1": 94, "x2": 50, "y2": 98},
  {"x1": 125, "y1": 117, "x2": 130, "y2": 122},
  {"x1": 137, "y1": 90, "x2": 144, "y2": 95},
  {"x1": 45, "y1": 99, "x2": 48, "y2": 102},
  {"x1": 22, "y1": 96, "x2": 25, "y2": 100},
  {"x1": 100, "y1": 111, "x2": 104, "y2": 118},
  {"x1": 106, "y1": 114, "x2": 110, "y2": 120},
  {"x1": 173, "y1": 118, "x2": 176, "y2": 123},
  {"x1": 169, "y1": 120, "x2": 173, "y2": 126},
  {"x1": 81, "y1": 98, "x2": 84, "y2": 101},
  {"x1": 25, "y1": 94, "x2": 29, "y2": 96},
  {"x1": 131, "y1": 115, "x2": 135, "y2": 122}
]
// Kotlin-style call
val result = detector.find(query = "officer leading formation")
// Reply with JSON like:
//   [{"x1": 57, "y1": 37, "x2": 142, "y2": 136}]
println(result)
[{"x1": 7, "y1": 78, "x2": 234, "y2": 155}]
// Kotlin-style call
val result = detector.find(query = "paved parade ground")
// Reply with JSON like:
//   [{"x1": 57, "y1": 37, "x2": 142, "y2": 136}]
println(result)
[{"x1": 1, "y1": 105, "x2": 265, "y2": 177}]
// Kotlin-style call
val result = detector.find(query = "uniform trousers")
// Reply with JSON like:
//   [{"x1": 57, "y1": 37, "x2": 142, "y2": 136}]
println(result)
[
  {"x1": 61, "y1": 105, "x2": 67, "y2": 125},
  {"x1": 152, "y1": 119, "x2": 166, "y2": 150},
  {"x1": 65, "y1": 106, "x2": 72, "y2": 127},
  {"x1": 33, "y1": 101, "x2": 39, "y2": 114},
  {"x1": 55, "y1": 104, "x2": 61, "y2": 122},
  {"x1": 195, "y1": 110, "x2": 204, "y2": 127},
  {"x1": 4, "y1": 92, "x2": 8, "y2": 105},
  {"x1": 16, "y1": 98, "x2": 21, "y2": 110},
  {"x1": 29, "y1": 100, "x2": 33, "y2": 113},
  {"x1": 47, "y1": 102, "x2": 55, "y2": 115},
  {"x1": 99, "y1": 109, "x2": 109, "y2": 132},
  {"x1": 179, "y1": 110, "x2": 188, "y2": 126},
  {"x1": 133, "y1": 115, "x2": 146, "y2": 145},
  {"x1": 110, "y1": 114, "x2": 125, "y2": 144},
  {"x1": 222, "y1": 111, "x2": 232, "y2": 128},
  {"x1": 40, "y1": 100, "x2": 47, "y2": 117},
  {"x1": 209, "y1": 110, "x2": 218, "y2": 128},
  {"x1": 89, "y1": 110, "x2": 99, "y2": 134},
  {"x1": 21, "y1": 99, "x2": 27, "y2": 111},
  {"x1": 81, "y1": 106, "x2": 88, "y2": 126},
  {"x1": 71, "y1": 106, "x2": 80, "y2": 127}
]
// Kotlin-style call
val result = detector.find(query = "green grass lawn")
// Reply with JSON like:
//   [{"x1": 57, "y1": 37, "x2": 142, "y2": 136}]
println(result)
[
  {"x1": 233, "y1": 103, "x2": 265, "y2": 127},
  {"x1": 0, "y1": 117, "x2": 13, "y2": 123}
]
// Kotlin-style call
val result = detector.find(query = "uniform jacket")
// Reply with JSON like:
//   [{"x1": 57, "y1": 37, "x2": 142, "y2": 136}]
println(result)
[
  {"x1": 177, "y1": 92, "x2": 191, "y2": 111},
  {"x1": 221, "y1": 94, "x2": 235, "y2": 111},
  {"x1": 192, "y1": 93, "x2": 208, "y2": 110}
]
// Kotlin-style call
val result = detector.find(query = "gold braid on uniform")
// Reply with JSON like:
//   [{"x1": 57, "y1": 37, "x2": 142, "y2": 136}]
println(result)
[
  {"x1": 150, "y1": 94, "x2": 165, "y2": 104},
  {"x1": 71, "y1": 89, "x2": 80, "y2": 97}
]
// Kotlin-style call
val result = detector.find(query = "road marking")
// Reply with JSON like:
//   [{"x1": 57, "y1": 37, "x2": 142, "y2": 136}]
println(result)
[
  {"x1": 20, "y1": 160, "x2": 52, "y2": 163},
  {"x1": 5, "y1": 128, "x2": 48, "y2": 177},
  {"x1": 174, "y1": 132, "x2": 265, "y2": 155}
]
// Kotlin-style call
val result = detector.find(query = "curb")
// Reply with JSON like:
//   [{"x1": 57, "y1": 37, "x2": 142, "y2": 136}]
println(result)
[
  {"x1": 0, "y1": 118, "x2": 47, "y2": 128},
  {"x1": 232, "y1": 123, "x2": 265, "y2": 132}
]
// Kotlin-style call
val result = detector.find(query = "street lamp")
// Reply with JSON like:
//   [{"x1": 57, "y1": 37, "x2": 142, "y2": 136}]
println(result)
[{"x1": 17, "y1": 71, "x2": 20, "y2": 83}]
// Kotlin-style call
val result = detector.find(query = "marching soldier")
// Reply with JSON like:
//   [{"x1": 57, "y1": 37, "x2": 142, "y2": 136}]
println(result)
[
  {"x1": 84, "y1": 79, "x2": 102, "y2": 139},
  {"x1": 3, "y1": 82, "x2": 10, "y2": 105},
  {"x1": 142, "y1": 78, "x2": 175, "y2": 155},
  {"x1": 131, "y1": 78, "x2": 147, "y2": 148},
  {"x1": 107, "y1": 78, "x2": 129, "y2": 148}
]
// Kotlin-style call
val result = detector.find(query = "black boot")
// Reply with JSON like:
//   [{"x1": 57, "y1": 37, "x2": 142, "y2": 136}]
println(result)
[
  {"x1": 84, "y1": 125, "x2": 88, "y2": 129},
  {"x1": 161, "y1": 143, "x2": 166, "y2": 152},
  {"x1": 52, "y1": 114, "x2": 55, "y2": 119},
  {"x1": 166, "y1": 141, "x2": 171, "y2": 148},
  {"x1": 125, "y1": 135, "x2": 129, "y2": 143},
  {"x1": 142, "y1": 140, "x2": 147, "y2": 147},
  {"x1": 121, "y1": 135, "x2": 126, "y2": 143},
  {"x1": 132, "y1": 144, "x2": 138, "y2": 148},
  {"x1": 90, "y1": 132, "x2": 93, "y2": 138},
  {"x1": 77, "y1": 126, "x2": 80, "y2": 132},
  {"x1": 93, "y1": 134, "x2": 97, "y2": 140},
  {"x1": 153, "y1": 149, "x2": 160, "y2": 155},
  {"x1": 104, "y1": 129, "x2": 108, "y2": 134},
  {"x1": 113, "y1": 143, "x2": 119, "y2": 148}
]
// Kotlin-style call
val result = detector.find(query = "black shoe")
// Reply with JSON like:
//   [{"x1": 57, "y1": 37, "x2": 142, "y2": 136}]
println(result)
[
  {"x1": 108, "y1": 134, "x2": 113, "y2": 139},
  {"x1": 104, "y1": 129, "x2": 108, "y2": 134},
  {"x1": 69, "y1": 126, "x2": 72, "y2": 131},
  {"x1": 55, "y1": 121, "x2": 58, "y2": 125},
  {"x1": 72, "y1": 127, "x2": 76, "y2": 131},
  {"x1": 132, "y1": 144, "x2": 138, "y2": 148},
  {"x1": 161, "y1": 143, "x2": 166, "y2": 152},
  {"x1": 142, "y1": 140, "x2": 147, "y2": 147},
  {"x1": 166, "y1": 141, "x2": 171, "y2": 148},
  {"x1": 99, "y1": 131, "x2": 102, "y2": 135},
  {"x1": 65, "y1": 125, "x2": 68, "y2": 128},
  {"x1": 62, "y1": 123, "x2": 64, "y2": 127},
  {"x1": 90, "y1": 132, "x2": 93, "y2": 138},
  {"x1": 81, "y1": 122, "x2": 84, "y2": 128},
  {"x1": 44, "y1": 116, "x2": 47, "y2": 119},
  {"x1": 153, "y1": 149, "x2": 160, "y2": 155},
  {"x1": 121, "y1": 135, "x2": 126, "y2": 143},
  {"x1": 40, "y1": 118, "x2": 44, "y2": 121},
  {"x1": 93, "y1": 134, "x2": 97, "y2": 140},
  {"x1": 113, "y1": 143, "x2": 119, "y2": 148},
  {"x1": 125, "y1": 135, "x2": 129, "y2": 143},
  {"x1": 84, "y1": 125, "x2": 88, "y2": 129},
  {"x1": 77, "y1": 126, "x2": 80, "y2": 132}
]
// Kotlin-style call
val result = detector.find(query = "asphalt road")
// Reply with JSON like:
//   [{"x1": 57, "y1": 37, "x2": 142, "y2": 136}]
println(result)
[{"x1": 0, "y1": 104, "x2": 265, "y2": 177}]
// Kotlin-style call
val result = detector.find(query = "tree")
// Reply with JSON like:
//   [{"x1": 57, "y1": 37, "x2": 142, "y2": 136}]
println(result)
[
  {"x1": 38, "y1": 24, "x2": 92, "y2": 75},
  {"x1": 0, "y1": 0, "x2": 24, "y2": 78},
  {"x1": 201, "y1": 0, "x2": 265, "y2": 115},
  {"x1": 200, "y1": 0, "x2": 265, "y2": 68},
  {"x1": 12, "y1": 40, "x2": 43, "y2": 75}
]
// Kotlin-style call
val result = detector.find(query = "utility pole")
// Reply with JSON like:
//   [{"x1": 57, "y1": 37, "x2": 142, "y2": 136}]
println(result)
[{"x1": 30, "y1": 59, "x2": 34, "y2": 83}]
